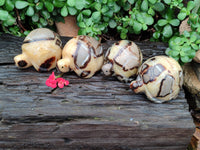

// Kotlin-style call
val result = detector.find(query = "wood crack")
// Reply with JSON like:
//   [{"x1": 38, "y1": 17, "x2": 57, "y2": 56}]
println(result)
[
  {"x1": 0, "y1": 62, "x2": 15, "y2": 66},
  {"x1": 1, "y1": 115, "x2": 94, "y2": 125}
]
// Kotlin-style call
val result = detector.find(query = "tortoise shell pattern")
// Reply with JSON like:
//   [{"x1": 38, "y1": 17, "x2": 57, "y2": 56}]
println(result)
[{"x1": 73, "y1": 36, "x2": 103, "y2": 78}]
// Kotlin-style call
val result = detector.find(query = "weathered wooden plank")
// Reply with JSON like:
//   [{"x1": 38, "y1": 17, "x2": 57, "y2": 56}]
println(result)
[
  {"x1": 0, "y1": 122, "x2": 193, "y2": 150},
  {"x1": 0, "y1": 34, "x2": 194, "y2": 149}
]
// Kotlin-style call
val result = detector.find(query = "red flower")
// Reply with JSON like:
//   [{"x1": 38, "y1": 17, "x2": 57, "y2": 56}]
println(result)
[
  {"x1": 46, "y1": 72, "x2": 69, "y2": 89},
  {"x1": 46, "y1": 72, "x2": 57, "y2": 88},
  {"x1": 56, "y1": 78, "x2": 69, "y2": 88}
]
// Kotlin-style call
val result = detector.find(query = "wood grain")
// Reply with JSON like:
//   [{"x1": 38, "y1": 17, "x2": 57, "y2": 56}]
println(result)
[{"x1": 0, "y1": 34, "x2": 194, "y2": 150}]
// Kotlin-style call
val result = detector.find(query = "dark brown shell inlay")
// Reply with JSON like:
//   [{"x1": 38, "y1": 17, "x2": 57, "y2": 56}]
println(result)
[
  {"x1": 78, "y1": 36, "x2": 103, "y2": 57},
  {"x1": 18, "y1": 60, "x2": 27, "y2": 67},
  {"x1": 55, "y1": 38, "x2": 62, "y2": 47},
  {"x1": 140, "y1": 64, "x2": 149, "y2": 73},
  {"x1": 93, "y1": 43, "x2": 103, "y2": 57},
  {"x1": 150, "y1": 57, "x2": 156, "y2": 61},
  {"x1": 114, "y1": 42, "x2": 139, "y2": 71},
  {"x1": 130, "y1": 75, "x2": 143, "y2": 90},
  {"x1": 113, "y1": 42, "x2": 130, "y2": 69},
  {"x1": 23, "y1": 37, "x2": 55, "y2": 44},
  {"x1": 39, "y1": 57, "x2": 55, "y2": 72},
  {"x1": 142, "y1": 64, "x2": 165, "y2": 84},
  {"x1": 80, "y1": 70, "x2": 91, "y2": 78},
  {"x1": 157, "y1": 74, "x2": 174, "y2": 97}
]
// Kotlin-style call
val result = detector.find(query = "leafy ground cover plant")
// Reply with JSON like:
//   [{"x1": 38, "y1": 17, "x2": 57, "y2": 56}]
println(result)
[
  {"x1": 0, "y1": 0, "x2": 199, "y2": 64},
  {"x1": 166, "y1": 0, "x2": 200, "y2": 64}
]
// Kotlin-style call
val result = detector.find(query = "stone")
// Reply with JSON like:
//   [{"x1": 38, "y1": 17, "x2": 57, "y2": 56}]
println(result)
[
  {"x1": 55, "y1": 15, "x2": 79, "y2": 37},
  {"x1": 193, "y1": 50, "x2": 200, "y2": 63},
  {"x1": 179, "y1": 18, "x2": 192, "y2": 35},
  {"x1": 183, "y1": 62, "x2": 200, "y2": 98}
]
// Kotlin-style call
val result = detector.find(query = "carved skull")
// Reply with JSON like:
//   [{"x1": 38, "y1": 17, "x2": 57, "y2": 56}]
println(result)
[
  {"x1": 57, "y1": 35, "x2": 104, "y2": 78},
  {"x1": 14, "y1": 28, "x2": 62, "y2": 72},
  {"x1": 130, "y1": 56, "x2": 183, "y2": 103},
  {"x1": 102, "y1": 40, "x2": 143, "y2": 82}
]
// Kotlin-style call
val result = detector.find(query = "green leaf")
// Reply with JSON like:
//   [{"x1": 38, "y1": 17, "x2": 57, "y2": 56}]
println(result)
[
  {"x1": 178, "y1": 12, "x2": 186, "y2": 20},
  {"x1": 182, "y1": 45, "x2": 191, "y2": 51},
  {"x1": 44, "y1": 1, "x2": 54, "y2": 12},
  {"x1": 190, "y1": 34, "x2": 197, "y2": 42},
  {"x1": 85, "y1": 18, "x2": 92, "y2": 26},
  {"x1": 149, "y1": 0, "x2": 156, "y2": 4},
  {"x1": 101, "y1": 5, "x2": 109, "y2": 14},
  {"x1": 128, "y1": 0, "x2": 135, "y2": 4},
  {"x1": 79, "y1": 22, "x2": 86, "y2": 28},
  {"x1": 163, "y1": 24, "x2": 173, "y2": 38},
  {"x1": 136, "y1": 13, "x2": 144, "y2": 24},
  {"x1": 153, "y1": 2, "x2": 165, "y2": 12},
  {"x1": 82, "y1": 9, "x2": 91, "y2": 16},
  {"x1": 187, "y1": 1, "x2": 195, "y2": 11},
  {"x1": 32, "y1": 13, "x2": 39, "y2": 22},
  {"x1": 78, "y1": 28, "x2": 86, "y2": 35},
  {"x1": 142, "y1": 24, "x2": 148, "y2": 30},
  {"x1": 27, "y1": 0, "x2": 33, "y2": 3},
  {"x1": 36, "y1": 2, "x2": 43, "y2": 10},
  {"x1": 189, "y1": 13, "x2": 199, "y2": 24},
  {"x1": 61, "y1": 6, "x2": 68, "y2": 17},
  {"x1": 181, "y1": 56, "x2": 191, "y2": 63},
  {"x1": 0, "y1": 10, "x2": 8, "y2": 21},
  {"x1": 68, "y1": 7, "x2": 77, "y2": 15},
  {"x1": 75, "y1": 0, "x2": 86, "y2": 10},
  {"x1": 40, "y1": 17, "x2": 48, "y2": 26},
  {"x1": 148, "y1": 7, "x2": 155, "y2": 16},
  {"x1": 0, "y1": 0, "x2": 5, "y2": 6},
  {"x1": 123, "y1": 2, "x2": 131, "y2": 11},
  {"x1": 196, "y1": 39, "x2": 200, "y2": 44},
  {"x1": 171, "y1": 45, "x2": 181, "y2": 51},
  {"x1": 153, "y1": 32, "x2": 160, "y2": 39},
  {"x1": 67, "y1": 0, "x2": 75, "y2": 7},
  {"x1": 141, "y1": 0, "x2": 148, "y2": 12},
  {"x1": 42, "y1": 10, "x2": 50, "y2": 19},
  {"x1": 102, "y1": 0, "x2": 107, "y2": 4},
  {"x1": 120, "y1": 32, "x2": 127, "y2": 39},
  {"x1": 174, "y1": 37, "x2": 183, "y2": 45},
  {"x1": 171, "y1": 50, "x2": 180, "y2": 57},
  {"x1": 24, "y1": 30, "x2": 30, "y2": 36},
  {"x1": 191, "y1": 43, "x2": 199, "y2": 50},
  {"x1": 92, "y1": 11, "x2": 101, "y2": 23},
  {"x1": 133, "y1": 21, "x2": 142, "y2": 34},
  {"x1": 188, "y1": 50, "x2": 196, "y2": 58},
  {"x1": 103, "y1": 16, "x2": 109, "y2": 22},
  {"x1": 143, "y1": 13, "x2": 154, "y2": 25},
  {"x1": 183, "y1": 31, "x2": 190, "y2": 37},
  {"x1": 180, "y1": 51, "x2": 186, "y2": 56},
  {"x1": 5, "y1": 0, "x2": 14, "y2": 11},
  {"x1": 163, "y1": 0, "x2": 171, "y2": 4},
  {"x1": 15, "y1": 1, "x2": 29, "y2": 9},
  {"x1": 4, "y1": 14, "x2": 15, "y2": 26},
  {"x1": 169, "y1": 19, "x2": 180, "y2": 26},
  {"x1": 105, "y1": 10, "x2": 113, "y2": 18},
  {"x1": 77, "y1": 13, "x2": 83, "y2": 22},
  {"x1": 53, "y1": 0, "x2": 65, "y2": 8},
  {"x1": 94, "y1": 2, "x2": 101, "y2": 11},
  {"x1": 26, "y1": 6, "x2": 34, "y2": 16},
  {"x1": 109, "y1": 19, "x2": 117, "y2": 28},
  {"x1": 158, "y1": 19, "x2": 168, "y2": 26},
  {"x1": 113, "y1": 3, "x2": 120, "y2": 13},
  {"x1": 165, "y1": 48, "x2": 171, "y2": 55}
]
